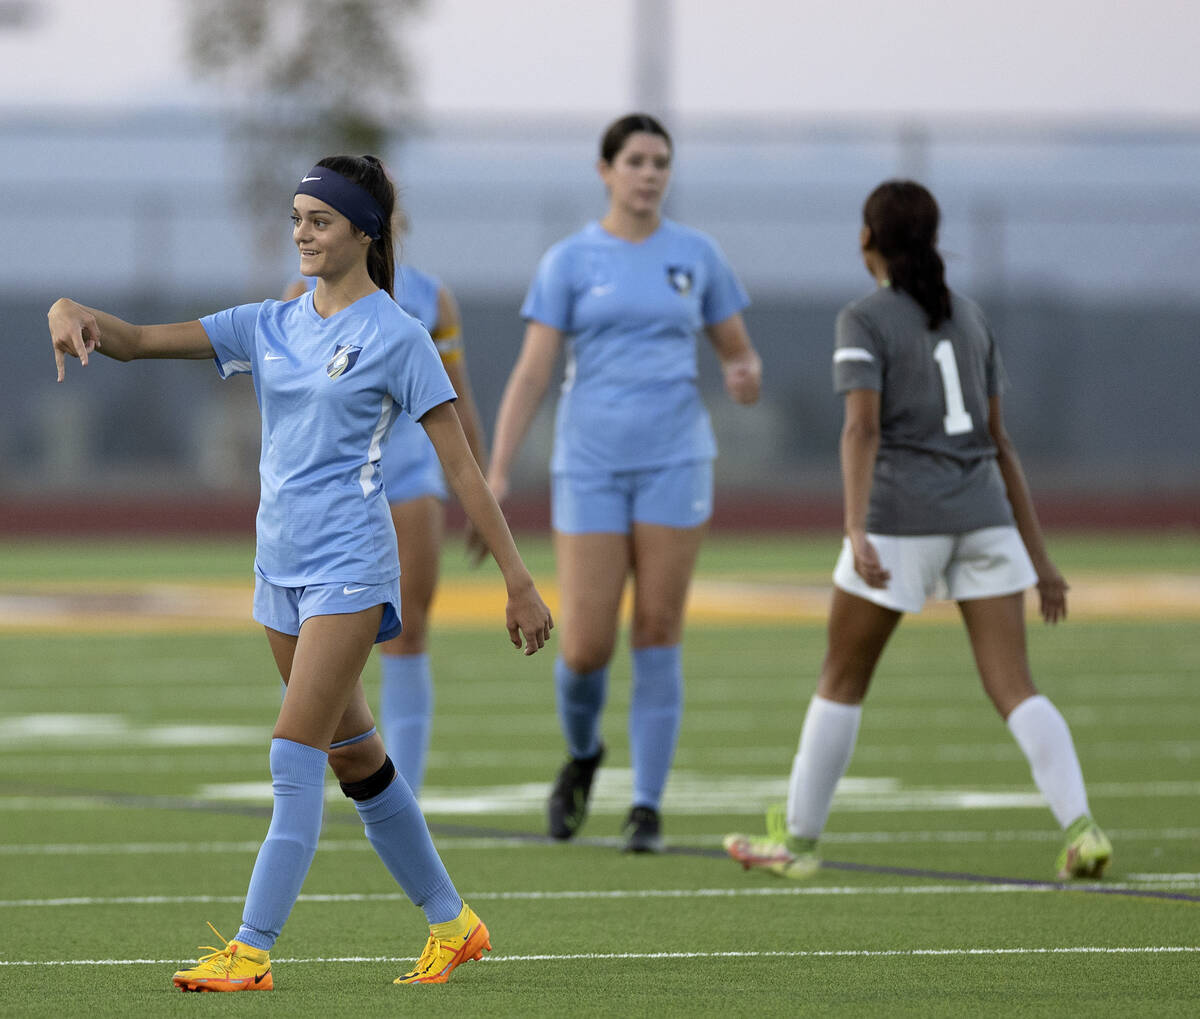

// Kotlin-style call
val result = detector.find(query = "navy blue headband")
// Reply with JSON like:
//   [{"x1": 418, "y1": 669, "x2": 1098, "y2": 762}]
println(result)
[{"x1": 294, "y1": 165, "x2": 385, "y2": 239}]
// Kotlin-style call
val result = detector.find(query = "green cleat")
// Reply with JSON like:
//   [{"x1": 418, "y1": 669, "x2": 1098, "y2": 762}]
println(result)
[
  {"x1": 724, "y1": 805, "x2": 821, "y2": 880},
  {"x1": 1056, "y1": 815, "x2": 1112, "y2": 880}
]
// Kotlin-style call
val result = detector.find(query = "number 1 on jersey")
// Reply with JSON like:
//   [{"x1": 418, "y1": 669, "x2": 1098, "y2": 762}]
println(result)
[{"x1": 932, "y1": 339, "x2": 974, "y2": 436}]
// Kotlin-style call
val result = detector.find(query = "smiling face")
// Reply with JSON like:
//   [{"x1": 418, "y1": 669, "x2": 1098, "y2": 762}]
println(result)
[
  {"x1": 291, "y1": 194, "x2": 371, "y2": 280},
  {"x1": 598, "y1": 131, "x2": 672, "y2": 219}
]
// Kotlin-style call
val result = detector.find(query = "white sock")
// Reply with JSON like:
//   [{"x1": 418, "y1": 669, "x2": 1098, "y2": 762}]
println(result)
[
  {"x1": 1006, "y1": 694, "x2": 1090, "y2": 828},
  {"x1": 786, "y1": 694, "x2": 862, "y2": 840}
]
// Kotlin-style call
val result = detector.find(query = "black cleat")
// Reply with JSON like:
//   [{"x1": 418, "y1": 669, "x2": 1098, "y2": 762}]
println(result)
[
  {"x1": 547, "y1": 744, "x2": 605, "y2": 840},
  {"x1": 622, "y1": 805, "x2": 663, "y2": 853}
]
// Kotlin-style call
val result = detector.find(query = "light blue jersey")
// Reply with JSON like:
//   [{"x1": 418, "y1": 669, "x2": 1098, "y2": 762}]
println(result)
[
  {"x1": 522, "y1": 219, "x2": 749, "y2": 473},
  {"x1": 303, "y1": 266, "x2": 448, "y2": 502},
  {"x1": 202, "y1": 289, "x2": 457, "y2": 587}
]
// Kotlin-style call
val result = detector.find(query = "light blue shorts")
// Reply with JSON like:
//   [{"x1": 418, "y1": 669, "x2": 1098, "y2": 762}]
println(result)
[
  {"x1": 551, "y1": 460, "x2": 713, "y2": 534},
  {"x1": 253, "y1": 575, "x2": 403, "y2": 643}
]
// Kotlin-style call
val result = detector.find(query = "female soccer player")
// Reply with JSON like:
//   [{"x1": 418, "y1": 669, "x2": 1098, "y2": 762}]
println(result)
[
  {"x1": 487, "y1": 113, "x2": 762, "y2": 852},
  {"x1": 48, "y1": 154, "x2": 553, "y2": 990},
  {"x1": 284, "y1": 250, "x2": 488, "y2": 798},
  {"x1": 724, "y1": 180, "x2": 1111, "y2": 881}
]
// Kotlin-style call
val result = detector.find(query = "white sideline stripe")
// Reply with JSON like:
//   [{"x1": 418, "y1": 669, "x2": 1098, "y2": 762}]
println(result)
[
  {"x1": 0, "y1": 884, "x2": 1161, "y2": 909},
  {"x1": 2, "y1": 946, "x2": 1197, "y2": 967}
]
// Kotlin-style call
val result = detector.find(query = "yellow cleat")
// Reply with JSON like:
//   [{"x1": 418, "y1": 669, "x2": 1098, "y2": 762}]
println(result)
[
  {"x1": 1056, "y1": 816, "x2": 1113, "y2": 880},
  {"x1": 724, "y1": 804, "x2": 821, "y2": 880},
  {"x1": 395, "y1": 905, "x2": 491, "y2": 985},
  {"x1": 172, "y1": 923, "x2": 272, "y2": 992}
]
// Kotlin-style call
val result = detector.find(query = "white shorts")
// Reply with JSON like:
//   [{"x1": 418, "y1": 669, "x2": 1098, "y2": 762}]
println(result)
[{"x1": 832, "y1": 525, "x2": 1037, "y2": 615}]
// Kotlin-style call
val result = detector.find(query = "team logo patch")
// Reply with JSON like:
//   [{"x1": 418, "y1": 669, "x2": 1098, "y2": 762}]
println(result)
[
  {"x1": 666, "y1": 265, "x2": 694, "y2": 295},
  {"x1": 326, "y1": 344, "x2": 362, "y2": 379}
]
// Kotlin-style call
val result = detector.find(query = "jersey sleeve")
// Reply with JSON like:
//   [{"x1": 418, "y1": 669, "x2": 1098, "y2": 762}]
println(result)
[
  {"x1": 200, "y1": 303, "x2": 264, "y2": 379},
  {"x1": 386, "y1": 319, "x2": 459, "y2": 421},
  {"x1": 832, "y1": 306, "x2": 883, "y2": 393},
  {"x1": 699, "y1": 236, "x2": 750, "y2": 325},
  {"x1": 520, "y1": 242, "x2": 574, "y2": 331}
]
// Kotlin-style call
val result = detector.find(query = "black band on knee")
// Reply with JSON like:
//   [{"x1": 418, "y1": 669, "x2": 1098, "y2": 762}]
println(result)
[{"x1": 339, "y1": 755, "x2": 397, "y2": 802}]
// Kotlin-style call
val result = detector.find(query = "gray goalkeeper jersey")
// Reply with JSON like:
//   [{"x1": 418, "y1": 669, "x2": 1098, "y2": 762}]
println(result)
[{"x1": 832, "y1": 285, "x2": 1014, "y2": 535}]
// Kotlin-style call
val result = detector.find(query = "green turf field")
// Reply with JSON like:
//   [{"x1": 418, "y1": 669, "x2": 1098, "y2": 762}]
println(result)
[{"x1": 1, "y1": 533, "x2": 1198, "y2": 1015}]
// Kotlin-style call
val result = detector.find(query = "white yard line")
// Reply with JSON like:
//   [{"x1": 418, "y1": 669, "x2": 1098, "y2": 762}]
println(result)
[
  {"x1": 0, "y1": 882, "x2": 1176, "y2": 909},
  {"x1": 2, "y1": 946, "x2": 1197, "y2": 967}
]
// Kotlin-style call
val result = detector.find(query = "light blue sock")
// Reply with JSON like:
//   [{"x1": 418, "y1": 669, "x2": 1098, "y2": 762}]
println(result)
[
  {"x1": 629, "y1": 645, "x2": 683, "y2": 810},
  {"x1": 236, "y1": 738, "x2": 328, "y2": 950},
  {"x1": 355, "y1": 773, "x2": 462, "y2": 925},
  {"x1": 554, "y1": 657, "x2": 607, "y2": 759},
  {"x1": 379, "y1": 652, "x2": 433, "y2": 797}
]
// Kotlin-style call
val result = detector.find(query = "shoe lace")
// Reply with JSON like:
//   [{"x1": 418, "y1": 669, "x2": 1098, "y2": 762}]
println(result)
[
  {"x1": 192, "y1": 922, "x2": 236, "y2": 969},
  {"x1": 403, "y1": 934, "x2": 443, "y2": 979}
]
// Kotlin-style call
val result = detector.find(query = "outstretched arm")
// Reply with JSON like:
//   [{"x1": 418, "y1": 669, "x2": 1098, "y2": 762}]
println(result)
[
  {"x1": 705, "y1": 312, "x2": 762, "y2": 405},
  {"x1": 48, "y1": 298, "x2": 214, "y2": 382},
  {"x1": 988, "y1": 395, "x2": 1067, "y2": 623},
  {"x1": 420, "y1": 401, "x2": 553, "y2": 654}
]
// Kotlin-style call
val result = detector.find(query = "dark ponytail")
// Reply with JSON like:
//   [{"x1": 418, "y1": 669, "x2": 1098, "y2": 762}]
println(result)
[
  {"x1": 862, "y1": 180, "x2": 951, "y2": 329},
  {"x1": 315, "y1": 154, "x2": 397, "y2": 299}
]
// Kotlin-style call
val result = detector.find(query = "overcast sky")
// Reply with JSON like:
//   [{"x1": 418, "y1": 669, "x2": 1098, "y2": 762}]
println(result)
[{"x1": 3, "y1": 0, "x2": 1198, "y2": 121}]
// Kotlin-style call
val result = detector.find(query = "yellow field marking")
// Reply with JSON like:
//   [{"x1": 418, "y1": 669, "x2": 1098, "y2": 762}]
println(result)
[{"x1": 1, "y1": 572, "x2": 1198, "y2": 634}]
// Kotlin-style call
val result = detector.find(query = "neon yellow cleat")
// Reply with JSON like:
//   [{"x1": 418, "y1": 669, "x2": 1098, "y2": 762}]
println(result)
[
  {"x1": 395, "y1": 904, "x2": 491, "y2": 985},
  {"x1": 172, "y1": 923, "x2": 272, "y2": 992},
  {"x1": 724, "y1": 805, "x2": 821, "y2": 880},
  {"x1": 1056, "y1": 816, "x2": 1113, "y2": 880}
]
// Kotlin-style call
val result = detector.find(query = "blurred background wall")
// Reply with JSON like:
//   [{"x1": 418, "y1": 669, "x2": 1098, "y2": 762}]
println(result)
[{"x1": 2, "y1": 0, "x2": 1198, "y2": 531}]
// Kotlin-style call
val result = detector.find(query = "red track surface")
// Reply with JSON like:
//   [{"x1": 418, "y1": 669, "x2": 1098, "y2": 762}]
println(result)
[{"x1": 1, "y1": 492, "x2": 1196, "y2": 536}]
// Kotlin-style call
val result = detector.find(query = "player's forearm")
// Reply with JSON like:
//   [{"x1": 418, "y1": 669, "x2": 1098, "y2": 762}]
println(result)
[
  {"x1": 424, "y1": 402, "x2": 532, "y2": 588},
  {"x1": 49, "y1": 299, "x2": 144, "y2": 361},
  {"x1": 840, "y1": 420, "x2": 879, "y2": 535},
  {"x1": 488, "y1": 367, "x2": 549, "y2": 484},
  {"x1": 454, "y1": 471, "x2": 534, "y2": 593},
  {"x1": 444, "y1": 362, "x2": 489, "y2": 469},
  {"x1": 995, "y1": 437, "x2": 1052, "y2": 571}
]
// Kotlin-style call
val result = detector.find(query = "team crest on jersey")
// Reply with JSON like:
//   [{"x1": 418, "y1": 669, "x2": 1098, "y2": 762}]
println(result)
[
  {"x1": 666, "y1": 265, "x2": 694, "y2": 295},
  {"x1": 326, "y1": 344, "x2": 362, "y2": 379}
]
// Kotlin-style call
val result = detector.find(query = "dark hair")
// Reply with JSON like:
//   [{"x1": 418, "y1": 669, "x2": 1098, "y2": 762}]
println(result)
[
  {"x1": 862, "y1": 180, "x2": 951, "y2": 329},
  {"x1": 599, "y1": 113, "x2": 672, "y2": 164},
  {"x1": 315, "y1": 154, "x2": 397, "y2": 299}
]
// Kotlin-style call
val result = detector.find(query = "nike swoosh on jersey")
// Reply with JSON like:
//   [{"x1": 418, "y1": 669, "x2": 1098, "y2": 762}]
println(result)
[{"x1": 343, "y1": 585, "x2": 369, "y2": 595}]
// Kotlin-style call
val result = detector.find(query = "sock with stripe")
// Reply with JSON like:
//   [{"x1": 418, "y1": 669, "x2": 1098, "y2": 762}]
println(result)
[
  {"x1": 353, "y1": 772, "x2": 463, "y2": 924},
  {"x1": 236, "y1": 738, "x2": 328, "y2": 950}
]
